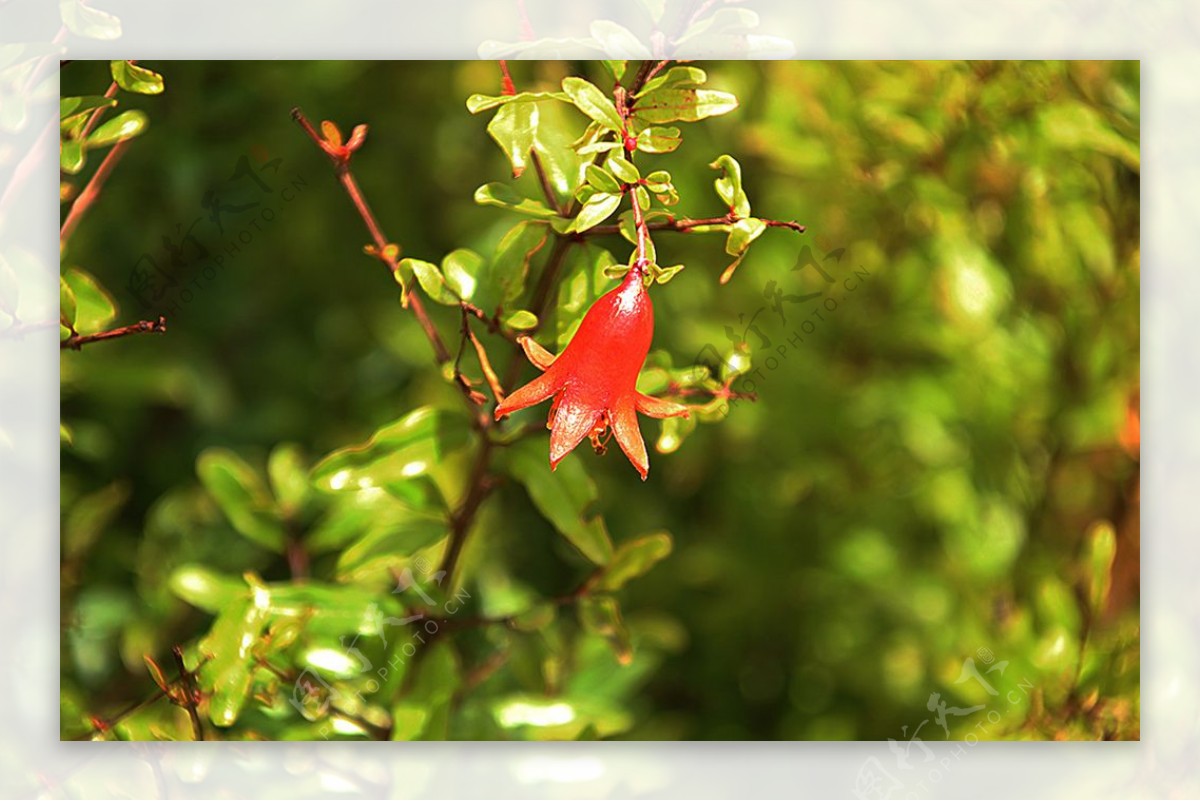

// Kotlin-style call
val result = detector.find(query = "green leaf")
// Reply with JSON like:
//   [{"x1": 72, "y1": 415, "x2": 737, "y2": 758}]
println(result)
[
  {"x1": 710, "y1": 154, "x2": 751, "y2": 217},
  {"x1": 553, "y1": 243, "x2": 618, "y2": 349},
  {"x1": 59, "y1": 0, "x2": 122, "y2": 39},
  {"x1": 585, "y1": 164, "x2": 621, "y2": 194},
  {"x1": 403, "y1": 257, "x2": 460, "y2": 306},
  {"x1": 562, "y1": 76, "x2": 624, "y2": 132},
  {"x1": 503, "y1": 309, "x2": 539, "y2": 330},
  {"x1": 109, "y1": 61, "x2": 164, "y2": 94},
  {"x1": 643, "y1": 170, "x2": 672, "y2": 193},
  {"x1": 503, "y1": 439, "x2": 614, "y2": 565},
  {"x1": 579, "y1": 595, "x2": 633, "y2": 665},
  {"x1": 633, "y1": 185, "x2": 651, "y2": 212},
  {"x1": 653, "y1": 264, "x2": 685, "y2": 285},
  {"x1": 197, "y1": 448, "x2": 286, "y2": 552},
  {"x1": 633, "y1": 89, "x2": 738, "y2": 124},
  {"x1": 64, "y1": 481, "x2": 129, "y2": 561},
  {"x1": 635, "y1": 0, "x2": 666, "y2": 22},
  {"x1": 596, "y1": 532, "x2": 673, "y2": 591},
  {"x1": 169, "y1": 564, "x2": 248, "y2": 614},
  {"x1": 336, "y1": 512, "x2": 448, "y2": 578},
  {"x1": 634, "y1": 125, "x2": 682, "y2": 154},
  {"x1": 200, "y1": 598, "x2": 270, "y2": 727},
  {"x1": 88, "y1": 109, "x2": 148, "y2": 148},
  {"x1": 486, "y1": 100, "x2": 537, "y2": 178},
  {"x1": 62, "y1": 266, "x2": 117, "y2": 333},
  {"x1": 441, "y1": 248, "x2": 485, "y2": 303},
  {"x1": 59, "y1": 275, "x2": 77, "y2": 328},
  {"x1": 635, "y1": 66, "x2": 708, "y2": 97},
  {"x1": 60, "y1": 139, "x2": 85, "y2": 174},
  {"x1": 60, "y1": 95, "x2": 116, "y2": 128},
  {"x1": 726, "y1": 217, "x2": 766, "y2": 258},
  {"x1": 600, "y1": 59, "x2": 628, "y2": 81},
  {"x1": 490, "y1": 221, "x2": 549, "y2": 308},
  {"x1": 258, "y1": 580, "x2": 403, "y2": 636},
  {"x1": 466, "y1": 91, "x2": 567, "y2": 114},
  {"x1": 527, "y1": 98, "x2": 588, "y2": 203},
  {"x1": 311, "y1": 406, "x2": 470, "y2": 492},
  {"x1": 577, "y1": 140, "x2": 623, "y2": 156},
  {"x1": 306, "y1": 483, "x2": 441, "y2": 555},
  {"x1": 267, "y1": 443, "x2": 309, "y2": 517},
  {"x1": 60, "y1": 422, "x2": 74, "y2": 446},
  {"x1": 474, "y1": 182, "x2": 560, "y2": 220},
  {"x1": 606, "y1": 154, "x2": 640, "y2": 184},
  {"x1": 1085, "y1": 522, "x2": 1117, "y2": 614},
  {"x1": 590, "y1": 22, "x2": 651, "y2": 59},
  {"x1": 568, "y1": 191, "x2": 622, "y2": 233}
]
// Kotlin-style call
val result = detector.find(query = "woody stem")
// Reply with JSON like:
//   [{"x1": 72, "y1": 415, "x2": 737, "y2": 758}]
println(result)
[{"x1": 290, "y1": 107, "x2": 452, "y2": 366}]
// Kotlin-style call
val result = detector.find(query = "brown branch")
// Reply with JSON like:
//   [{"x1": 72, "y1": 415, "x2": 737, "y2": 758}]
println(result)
[
  {"x1": 587, "y1": 213, "x2": 806, "y2": 238},
  {"x1": 79, "y1": 77, "x2": 120, "y2": 141},
  {"x1": 291, "y1": 107, "x2": 452, "y2": 366},
  {"x1": 438, "y1": 439, "x2": 497, "y2": 586},
  {"x1": 60, "y1": 138, "x2": 130, "y2": 246},
  {"x1": 72, "y1": 688, "x2": 167, "y2": 740},
  {"x1": 529, "y1": 149, "x2": 563, "y2": 215},
  {"x1": 60, "y1": 316, "x2": 166, "y2": 350},
  {"x1": 464, "y1": 314, "x2": 507, "y2": 404},
  {"x1": 171, "y1": 646, "x2": 204, "y2": 741}
]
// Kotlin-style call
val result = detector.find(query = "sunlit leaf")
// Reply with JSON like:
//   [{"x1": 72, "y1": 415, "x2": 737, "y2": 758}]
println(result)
[
  {"x1": 110, "y1": 60, "x2": 164, "y2": 94},
  {"x1": 562, "y1": 76, "x2": 624, "y2": 132},
  {"x1": 474, "y1": 182, "x2": 560, "y2": 220},
  {"x1": 441, "y1": 248, "x2": 485, "y2": 303},
  {"x1": 710, "y1": 154, "x2": 751, "y2": 217},
  {"x1": 88, "y1": 109, "x2": 148, "y2": 148},
  {"x1": 311, "y1": 406, "x2": 469, "y2": 491},
  {"x1": 568, "y1": 191, "x2": 621, "y2": 233},
  {"x1": 633, "y1": 125, "x2": 682, "y2": 154},
  {"x1": 635, "y1": 66, "x2": 707, "y2": 97},
  {"x1": 403, "y1": 257, "x2": 460, "y2": 306},
  {"x1": 169, "y1": 564, "x2": 248, "y2": 613},
  {"x1": 590, "y1": 22, "x2": 651, "y2": 59},
  {"x1": 62, "y1": 266, "x2": 117, "y2": 333},
  {"x1": 633, "y1": 89, "x2": 738, "y2": 124},
  {"x1": 466, "y1": 91, "x2": 567, "y2": 114},
  {"x1": 60, "y1": 95, "x2": 116, "y2": 128}
]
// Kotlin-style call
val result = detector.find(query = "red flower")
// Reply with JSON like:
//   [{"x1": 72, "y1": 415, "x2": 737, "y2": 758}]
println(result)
[{"x1": 495, "y1": 263, "x2": 689, "y2": 479}]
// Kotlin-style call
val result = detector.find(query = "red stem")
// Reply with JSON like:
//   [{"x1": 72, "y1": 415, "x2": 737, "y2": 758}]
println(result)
[{"x1": 60, "y1": 316, "x2": 167, "y2": 350}]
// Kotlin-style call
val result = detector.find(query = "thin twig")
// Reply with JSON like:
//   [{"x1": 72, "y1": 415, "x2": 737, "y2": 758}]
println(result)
[
  {"x1": 79, "y1": 78, "x2": 121, "y2": 141},
  {"x1": 60, "y1": 316, "x2": 167, "y2": 350},
  {"x1": 291, "y1": 107, "x2": 452, "y2": 366},
  {"x1": 464, "y1": 315, "x2": 507, "y2": 404},
  {"x1": 438, "y1": 439, "x2": 496, "y2": 586},
  {"x1": 529, "y1": 149, "x2": 563, "y2": 215},
  {"x1": 60, "y1": 138, "x2": 130, "y2": 246},
  {"x1": 586, "y1": 213, "x2": 806, "y2": 238},
  {"x1": 172, "y1": 646, "x2": 204, "y2": 741}
]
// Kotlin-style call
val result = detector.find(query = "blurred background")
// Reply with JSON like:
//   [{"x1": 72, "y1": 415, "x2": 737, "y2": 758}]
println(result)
[{"x1": 59, "y1": 60, "x2": 1139, "y2": 741}]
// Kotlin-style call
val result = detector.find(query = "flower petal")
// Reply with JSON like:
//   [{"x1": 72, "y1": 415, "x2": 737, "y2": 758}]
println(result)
[
  {"x1": 495, "y1": 369, "x2": 561, "y2": 420},
  {"x1": 635, "y1": 392, "x2": 690, "y2": 419},
  {"x1": 610, "y1": 399, "x2": 649, "y2": 480},
  {"x1": 517, "y1": 335, "x2": 558, "y2": 371},
  {"x1": 549, "y1": 392, "x2": 603, "y2": 470}
]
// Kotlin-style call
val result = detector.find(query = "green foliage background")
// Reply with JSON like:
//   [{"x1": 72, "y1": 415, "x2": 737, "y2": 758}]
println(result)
[{"x1": 59, "y1": 60, "x2": 1140, "y2": 741}]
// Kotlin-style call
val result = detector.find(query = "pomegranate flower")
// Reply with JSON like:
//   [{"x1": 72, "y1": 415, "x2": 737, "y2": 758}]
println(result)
[{"x1": 495, "y1": 263, "x2": 689, "y2": 480}]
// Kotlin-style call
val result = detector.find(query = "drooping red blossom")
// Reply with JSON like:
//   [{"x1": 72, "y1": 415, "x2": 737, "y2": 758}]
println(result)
[{"x1": 495, "y1": 263, "x2": 689, "y2": 480}]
